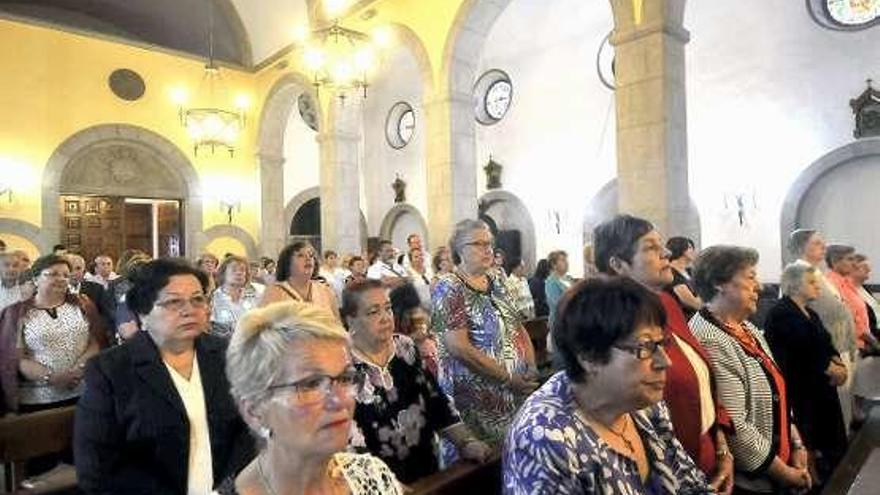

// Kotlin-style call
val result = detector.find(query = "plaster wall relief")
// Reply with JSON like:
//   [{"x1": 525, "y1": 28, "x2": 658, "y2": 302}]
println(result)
[{"x1": 60, "y1": 144, "x2": 184, "y2": 197}]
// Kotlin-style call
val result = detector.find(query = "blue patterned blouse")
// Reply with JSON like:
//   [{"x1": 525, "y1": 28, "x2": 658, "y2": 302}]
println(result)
[{"x1": 503, "y1": 372, "x2": 713, "y2": 495}]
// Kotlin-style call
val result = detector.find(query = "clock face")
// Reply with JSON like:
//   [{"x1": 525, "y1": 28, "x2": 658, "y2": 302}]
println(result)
[
  {"x1": 398, "y1": 109, "x2": 415, "y2": 144},
  {"x1": 485, "y1": 80, "x2": 512, "y2": 120}
]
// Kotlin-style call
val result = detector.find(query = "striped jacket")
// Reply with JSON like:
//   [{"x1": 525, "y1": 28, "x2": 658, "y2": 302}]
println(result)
[{"x1": 689, "y1": 310, "x2": 791, "y2": 492}]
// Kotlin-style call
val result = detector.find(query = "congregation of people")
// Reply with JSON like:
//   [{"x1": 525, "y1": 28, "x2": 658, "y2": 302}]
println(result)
[{"x1": 0, "y1": 215, "x2": 879, "y2": 494}]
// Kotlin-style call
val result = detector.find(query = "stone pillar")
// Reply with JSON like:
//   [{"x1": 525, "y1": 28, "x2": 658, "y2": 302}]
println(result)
[
  {"x1": 317, "y1": 100, "x2": 363, "y2": 254},
  {"x1": 610, "y1": 0, "x2": 697, "y2": 239},
  {"x1": 258, "y1": 153, "x2": 286, "y2": 257},
  {"x1": 424, "y1": 90, "x2": 479, "y2": 250}
]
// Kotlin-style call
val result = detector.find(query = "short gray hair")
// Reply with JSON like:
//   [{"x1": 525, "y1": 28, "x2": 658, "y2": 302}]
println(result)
[
  {"x1": 788, "y1": 229, "x2": 817, "y2": 257},
  {"x1": 226, "y1": 301, "x2": 349, "y2": 407},
  {"x1": 779, "y1": 263, "x2": 816, "y2": 297},
  {"x1": 826, "y1": 244, "x2": 855, "y2": 269},
  {"x1": 449, "y1": 219, "x2": 490, "y2": 265}
]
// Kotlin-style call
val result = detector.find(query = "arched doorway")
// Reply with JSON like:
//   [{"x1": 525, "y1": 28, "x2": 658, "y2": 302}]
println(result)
[
  {"x1": 285, "y1": 187, "x2": 369, "y2": 254},
  {"x1": 42, "y1": 124, "x2": 202, "y2": 259},
  {"x1": 478, "y1": 190, "x2": 536, "y2": 270},
  {"x1": 379, "y1": 204, "x2": 429, "y2": 249},
  {"x1": 781, "y1": 139, "x2": 880, "y2": 269}
]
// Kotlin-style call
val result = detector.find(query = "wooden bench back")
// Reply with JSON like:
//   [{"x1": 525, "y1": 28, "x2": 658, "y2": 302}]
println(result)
[
  {"x1": 0, "y1": 406, "x2": 76, "y2": 493},
  {"x1": 409, "y1": 454, "x2": 501, "y2": 495}
]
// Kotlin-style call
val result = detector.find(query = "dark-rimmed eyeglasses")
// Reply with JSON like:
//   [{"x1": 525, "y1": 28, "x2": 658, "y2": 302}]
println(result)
[
  {"x1": 154, "y1": 294, "x2": 209, "y2": 312},
  {"x1": 267, "y1": 369, "x2": 363, "y2": 405},
  {"x1": 614, "y1": 336, "x2": 670, "y2": 360}
]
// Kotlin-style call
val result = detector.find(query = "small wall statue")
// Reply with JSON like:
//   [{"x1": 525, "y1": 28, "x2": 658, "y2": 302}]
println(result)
[
  {"x1": 484, "y1": 155, "x2": 503, "y2": 190},
  {"x1": 851, "y1": 79, "x2": 880, "y2": 139},
  {"x1": 392, "y1": 174, "x2": 406, "y2": 203}
]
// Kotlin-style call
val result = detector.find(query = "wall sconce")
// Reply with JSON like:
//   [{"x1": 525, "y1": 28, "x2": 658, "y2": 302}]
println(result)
[
  {"x1": 723, "y1": 190, "x2": 758, "y2": 227},
  {"x1": 219, "y1": 197, "x2": 241, "y2": 224},
  {"x1": 0, "y1": 184, "x2": 12, "y2": 203}
]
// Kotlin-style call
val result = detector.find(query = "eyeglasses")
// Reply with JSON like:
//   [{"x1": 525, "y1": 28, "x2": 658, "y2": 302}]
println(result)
[
  {"x1": 465, "y1": 240, "x2": 494, "y2": 250},
  {"x1": 361, "y1": 304, "x2": 394, "y2": 319},
  {"x1": 614, "y1": 336, "x2": 670, "y2": 360},
  {"x1": 154, "y1": 294, "x2": 209, "y2": 312},
  {"x1": 268, "y1": 369, "x2": 363, "y2": 405}
]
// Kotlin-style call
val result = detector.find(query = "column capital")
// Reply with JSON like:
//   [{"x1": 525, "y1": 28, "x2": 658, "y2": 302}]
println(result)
[{"x1": 611, "y1": 20, "x2": 690, "y2": 46}]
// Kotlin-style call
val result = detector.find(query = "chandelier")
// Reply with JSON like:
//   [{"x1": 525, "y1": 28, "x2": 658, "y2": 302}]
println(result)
[
  {"x1": 298, "y1": 0, "x2": 391, "y2": 100},
  {"x1": 175, "y1": 4, "x2": 247, "y2": 157}
]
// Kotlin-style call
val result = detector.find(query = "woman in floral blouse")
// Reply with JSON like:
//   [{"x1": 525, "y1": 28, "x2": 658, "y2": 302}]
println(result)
[
  {"x1": 210, "y1": 255, "x2": 264, "y2": 338},
  {"x1": 504, "y1": 277, "x2": 712, "y2": 494},
  {"x1": 431, "y1": 220, "x2": 538, "y2": 460},
  {"x1": 343, "y1": 279, "x2": 490, "y2": 484}
]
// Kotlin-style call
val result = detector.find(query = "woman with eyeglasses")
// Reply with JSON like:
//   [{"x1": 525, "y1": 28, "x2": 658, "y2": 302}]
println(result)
[
  {"x1": 592, "y1": 215, "x2": 734, "y2": 493},
  {"x1": 0, "y1": 254, "x2": 107, "y2": 415},
  {"x1": 504, "y1": 277, "x2": 712, "y2": 494},
  {"x1": 74, "y1": 259, "x2": 255, "y2": 494},
  {"x1": 217, "y1": 300, "x2": 402, "y2": 494},
  {"x1": 260, "y1": 241, "x2": 341, "y2": 322},
  {"x1": 690, "y1": 246, "x2": 811, "y2": 493},
  {"x1": 343, "y1": 280, "x2": 489, "y2": 484},
  {"x1": 431, "y1": 219, "x2": 538, "y2": 463}
]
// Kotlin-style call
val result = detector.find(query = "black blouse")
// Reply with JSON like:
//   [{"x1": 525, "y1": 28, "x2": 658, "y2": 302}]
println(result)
[{"x1": 350, "y1": 335, "x2": 460, "y2": 484}]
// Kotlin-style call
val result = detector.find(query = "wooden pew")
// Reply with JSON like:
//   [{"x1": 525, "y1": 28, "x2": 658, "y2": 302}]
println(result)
[
  {"x1": 0, "y1": 406, "x2": 77, "y2": 494},
  {"x1": 409, "y1": 453, "x2": 501, "y2": 495},
  {"x1": 523, "y1": 317, "x2": 550, "y2": 370}
]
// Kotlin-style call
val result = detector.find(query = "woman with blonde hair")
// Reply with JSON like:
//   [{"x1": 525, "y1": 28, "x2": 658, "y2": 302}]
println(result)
[{"x1": 218, "y1": 300, "x2": 401, "y2": 494}]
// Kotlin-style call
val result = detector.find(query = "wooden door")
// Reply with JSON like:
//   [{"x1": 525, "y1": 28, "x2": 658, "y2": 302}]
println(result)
[{"x1": 123, "y1": 203, "x2": 152, "y2": 255}]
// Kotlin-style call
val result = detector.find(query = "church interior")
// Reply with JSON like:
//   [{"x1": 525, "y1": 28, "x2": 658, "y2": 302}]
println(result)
[{"x1": 2, "y1": 0, "x2": 880, "y2": 493}]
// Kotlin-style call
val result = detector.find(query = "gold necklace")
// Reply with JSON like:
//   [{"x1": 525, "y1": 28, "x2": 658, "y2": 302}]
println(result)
[{"x1": 587, "y1": 413, "x2": 635, "y2": 454}]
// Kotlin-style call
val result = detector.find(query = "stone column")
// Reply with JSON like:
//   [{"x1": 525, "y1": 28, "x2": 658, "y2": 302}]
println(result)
[
  {"x1": 258, "y1": 153, "x2": 286, "y2": 257},
  {"x1": 610, "y1": 0, "x2": 697, "y2": 238},
  {"x1": 317, "y1": 99, "x2": 363, "y2": 254},
  {"x1": 423, "y1": 90, "x2": 479, "y2": 250}
]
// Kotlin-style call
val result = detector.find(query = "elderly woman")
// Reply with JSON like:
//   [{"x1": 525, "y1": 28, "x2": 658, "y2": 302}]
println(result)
[
  {"x1": 665, "y1": 236, "x2": 702, "y2": 317},
  {"x1": 690, "y1": 246, "x2": 811, "y2": 493},
  {"x1": 504, "y1": 257, "x2": 535, "y2": 321},
  {"x1": 0, "y1": 255, "x2": 106, "y2": 415},
  {"x1": 545, "y1": 250, "x2": 575, "y2": 330},
  {"x1": 504, "y1": 277, "x2": 712, "y2": 494},
  {"x1": 765, "y1": 263, "x2": 847, "y2": 487},
  {"x1": 592, "y1": 215, "x2": 733, "y2": 492},
  {"x1": 390, "y1": 283, "x2": 438, "y2": 376},
  {"x1": 211, "y1": 255, "x2": 264, "y2": 338},
  {"x1": 343, "y1": 280, "x2": 489, "y2": 483},
  {"x1": 218, "y1": 300, "x2": 402, "y2": 494},
  {"x1": 431, "y1": 219, "x2": 537, "y2": 459},
  {"x1": 74, "y1": 259, "x2": 254, "y2": 494},
  {"x1": 430, "y1": 246, "x2": 453, "y2": 286},
  {"x1": 261, "y1": 242, "x2": 339, "y2": 320}
]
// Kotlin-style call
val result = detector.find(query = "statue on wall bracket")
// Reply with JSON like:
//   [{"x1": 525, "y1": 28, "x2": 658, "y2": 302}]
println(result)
[
  {"x1": 484, "y1": 155, "x2": 503, "y2": 190},
  {"x1": 392, "y1": 174, "x2": 406, "y2": 203},
  {"x1": 851, "y1": 79, "x2": 880, "y2": 139}
]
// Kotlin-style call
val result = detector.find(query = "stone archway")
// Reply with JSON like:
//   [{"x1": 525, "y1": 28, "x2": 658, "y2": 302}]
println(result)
[
  {"x1": 41, "y1": 124, "x2": 203, "y2": 257},
  {"x1": 780, "y1": 138, "x2": 880, "y2": 264},
  {"x1": 0, "y1": 219, "x2": 42, "y2": 257},
  {"x1": 283, "y1": 187, "x2": 369, "y2": 250},
  {"x1": 478, "y1": 190, "x2": 536, "y2": 270},
  {"x1": 256, "y1": 72, "x2": 320, "y2": 257},
  {"x1": 583, "y1": 179, "x2": 619, "y2": 245},
  {"x1": 202, "y1": 224, "x2": 259, "y2": 259},
  {"x1": 379, "y1": 204, "x2": 429, "y2": 248}
]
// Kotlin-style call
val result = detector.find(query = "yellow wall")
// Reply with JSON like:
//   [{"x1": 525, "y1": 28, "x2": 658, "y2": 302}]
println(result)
[
  {"x1": 0, "y1": 18, "x2": 262, "y2": 242},
  {"x1": 204, "y1": 237, "x2": 248, "y2": 259}
]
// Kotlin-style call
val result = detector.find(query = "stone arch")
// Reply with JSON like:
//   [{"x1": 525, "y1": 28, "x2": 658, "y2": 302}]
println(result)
[
  {"x1": 441, "y1": 0, "x2": 514, "y2": 97},
  {"x1": 283, "y1": 187, "x2": 369, "y2": 248},
  {"x1": 583, "y1": 179, "x2": 619, "y2": 245},
  {"x1": 389, "y1": 23, "x2": 435, "y2": 96},
  {"x1": 379, "y1": 204, "x2": 429, "y2": 248},
  {"x1": 41, "y1": 124, "x2": 203, "y2": 257},
  {"x1": 780, "y1": 138, "x2": 880, "y2": 265},
  {"x1": 0, "y1": 218, "x2": 42, "y2": 255},
  {"x1": 478, "y1": 190, "x2": 536, "y2": 270},
  {"x1": 201, "y1": 224, "x2": 259, "y2": 259},
  {"x1": 257, "y1": 72, "x2": 320, "y2": 159}
]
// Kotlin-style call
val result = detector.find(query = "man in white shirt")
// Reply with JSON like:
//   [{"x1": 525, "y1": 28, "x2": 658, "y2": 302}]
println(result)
[
  {"x1": 318, "y1": 250, "x2": 347, "y2": 303},
  {"x1": 367, "y1": 240, "x2": 409, "y2": 288},
  {"x1": 84, "y1": 254, "x2": 118, "y2": 289}
]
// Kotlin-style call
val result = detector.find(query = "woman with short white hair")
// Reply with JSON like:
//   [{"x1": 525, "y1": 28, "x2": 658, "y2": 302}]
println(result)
[
  {"x1": 765, "y1": 263, "x2": 848, "y2": 488},
  {"x1": 217, "y1": 301, "x2": 402, "y2": 494}
]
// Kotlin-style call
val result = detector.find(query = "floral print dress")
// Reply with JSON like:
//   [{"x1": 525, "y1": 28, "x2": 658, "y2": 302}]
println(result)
[
  {"x1": 350, "y1": 334, "x2": 461, "y2": 484},
  {"x1": 503, "y1": 372, "x2": 713, "y2": 495},
  {"x1": 430, "y1": 272, "x2": 530, "y2": 455}
]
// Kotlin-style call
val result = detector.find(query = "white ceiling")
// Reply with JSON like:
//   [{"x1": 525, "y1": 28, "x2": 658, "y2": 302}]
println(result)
[{"x1": 229, "y1": 0, "x2": 310, "y2": 65}]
